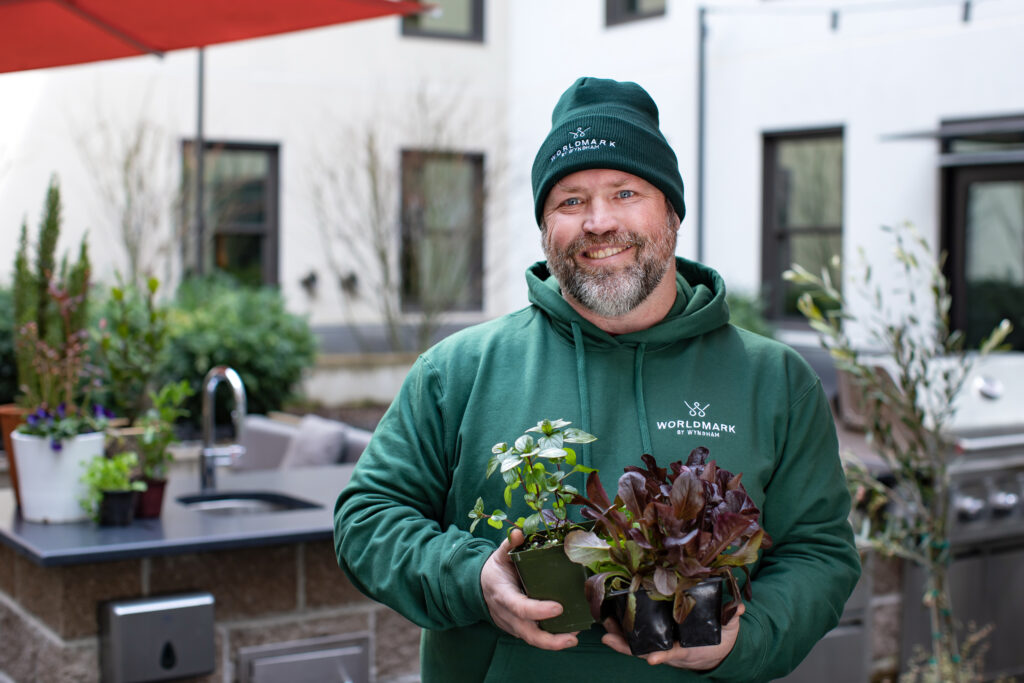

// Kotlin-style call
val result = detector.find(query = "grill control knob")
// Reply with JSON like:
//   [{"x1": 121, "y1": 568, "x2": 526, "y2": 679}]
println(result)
[
  {"x1": 989, "y1": 490, "x2": 1020, "y2": 518},
  {"x1": 954, "y1": 493, "x2": 986, "y2": 522}
]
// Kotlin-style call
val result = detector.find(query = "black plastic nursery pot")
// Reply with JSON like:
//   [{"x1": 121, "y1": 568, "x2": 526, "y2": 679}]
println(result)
[
  {"x1": 603, "y1": 589, "x2": 677, "y2": 655},
  {"x1": 510, "y1": 541, "x2": 594, "y2": 633},
  {"x1": 98, "y1": 490, "x2": 137, "y2": 526},
  {"x1": 676, "y1": 577, "x2": 723, "y2": 648},
  {"x1": 604, "y1": 577, "x2": 724, "y2": 655}
]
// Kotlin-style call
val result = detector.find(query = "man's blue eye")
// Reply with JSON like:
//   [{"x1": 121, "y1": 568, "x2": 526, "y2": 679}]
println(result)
[
  {"x1": 565, "y1": 198, "x2": 581, "y2": 206},
  {"x1": 618, "y1": 190, "x2": 634, "y2": 199}
]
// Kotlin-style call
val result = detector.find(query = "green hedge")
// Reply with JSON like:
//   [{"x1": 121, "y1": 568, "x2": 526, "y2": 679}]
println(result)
[
  {"x1": 0, "y1": 286, "x2": 16, "y2": 403},
  {"x1": 160, "y1": 275, "x2": 317, "y2": 426}
]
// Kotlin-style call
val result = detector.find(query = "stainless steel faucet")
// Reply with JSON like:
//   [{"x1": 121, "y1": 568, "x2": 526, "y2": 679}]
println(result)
[{"x1": 200, "y1": 366, "x2": 248, "y2": 491}]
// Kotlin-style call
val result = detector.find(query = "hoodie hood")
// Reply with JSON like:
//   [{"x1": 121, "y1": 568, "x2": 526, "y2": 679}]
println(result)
[{"x1": 526, "y1": 256, "x2": 730, "y2": 349}]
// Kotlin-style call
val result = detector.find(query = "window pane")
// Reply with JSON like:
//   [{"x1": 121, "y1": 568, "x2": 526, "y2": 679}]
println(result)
[
  {"x1": 401, "y1": 151, "x2": 483, "y2": 312},
  {"x1": 214, "y1": 234, "x2": 264, "y2": 288},
  {"x1": 965, "y1": 180, "x2": 1024, "y2": 347},
  {"x1": 204, "y1": 149, "x2": 269, "y2": 227},
  {"x1": 775, "y1": 137, "x2": 843, "y2": 229},
  {"x1": 634, "y1": 0, "x2": 667, "y2": 13},
  {"x1": 783, "y1": 232, "x2": 843, "y2": 317},
  {"x1": 403, "y1": 0, "x2": 480, "y2": 39}
]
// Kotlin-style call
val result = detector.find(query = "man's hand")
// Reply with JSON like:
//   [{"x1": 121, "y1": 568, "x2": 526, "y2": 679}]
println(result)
[
  {"x1": 480, "y1": 529, "x2": 580, "y2": 651},
  {"x1": 601, "y1": 602, "x2": 745, "y2": 670}
]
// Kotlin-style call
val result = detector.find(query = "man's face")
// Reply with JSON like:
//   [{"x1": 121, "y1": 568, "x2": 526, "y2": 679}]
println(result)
[{"x1": 541, "y1": 169, "x2": 679, "y2": 319}]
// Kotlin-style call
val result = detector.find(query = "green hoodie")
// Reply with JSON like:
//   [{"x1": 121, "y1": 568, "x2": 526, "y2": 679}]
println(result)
[{"x1": 335, "y1": 258, "x2": 860, "y2": 682}]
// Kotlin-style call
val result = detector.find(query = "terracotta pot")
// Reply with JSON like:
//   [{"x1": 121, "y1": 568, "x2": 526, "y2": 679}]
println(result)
[
  {"x1": 134, "y1": 478, "x2": 166, "y2": 518},
  {"x1": 0, "y1": 403, "x2": 26, "y2": 508},
  {"x1": 11, "y1": 431, "x2": 104, "y2": 523},
  {"x1": 511, "y1": 536, "x2": 594, "y2": 633}
]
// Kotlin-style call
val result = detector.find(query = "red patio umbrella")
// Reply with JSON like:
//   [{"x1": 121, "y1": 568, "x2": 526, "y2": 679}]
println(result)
[
  {"x1": 0, "y1": 0, "x2": 427, "y2": 74},
  {"x1": 0, "y1": 0, "x2": 428, "y2": 271}
]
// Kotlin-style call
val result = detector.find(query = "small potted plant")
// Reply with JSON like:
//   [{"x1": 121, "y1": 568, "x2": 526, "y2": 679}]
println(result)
[
  {"x1": 565, "y1": 448, "x2": 771, "y2": 655},
  {"x1": 468, "y1": 418, "x2": 598, "y2": 633},
  {"x1": 128, "y1": 380, "x2": 193, "y2": 518},
  {"x1": 8, "y1": 177, "x2": 112, "y2": 523},
  {"x1": 80, "y1": 451, "x2": 147, "y2": 526}
]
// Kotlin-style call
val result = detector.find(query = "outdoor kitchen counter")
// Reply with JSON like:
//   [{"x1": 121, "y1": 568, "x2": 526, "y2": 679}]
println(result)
[{"x1": 0, "y1": 463, "x2": 354, "y2": 567}]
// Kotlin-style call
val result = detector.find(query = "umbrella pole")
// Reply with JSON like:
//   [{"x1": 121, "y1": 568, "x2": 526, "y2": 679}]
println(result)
[{"x1": 194, "y1": 47, "x2": 206, "y2": 275}]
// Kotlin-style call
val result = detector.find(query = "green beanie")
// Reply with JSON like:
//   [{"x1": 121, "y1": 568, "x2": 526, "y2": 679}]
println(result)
[{"x1": 531, "y1": 76, "x2": 686, "y2": 226}]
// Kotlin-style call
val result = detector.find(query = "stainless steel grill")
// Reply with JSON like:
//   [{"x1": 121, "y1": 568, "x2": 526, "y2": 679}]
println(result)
[{"x1": 901, "y1": 352, "x2": 1024, "y2": 681}]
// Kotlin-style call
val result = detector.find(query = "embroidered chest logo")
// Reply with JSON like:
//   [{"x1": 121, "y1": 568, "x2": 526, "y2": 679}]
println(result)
[
  {"x1": 684, "y1": 401, "x2": 709, "y2": 417},
  {"x1": 549, "y1": 127, "x2": 618, "y2": 162},
  {"x1": 656, "y1": 401, "x2": 738, "y2": 439}
]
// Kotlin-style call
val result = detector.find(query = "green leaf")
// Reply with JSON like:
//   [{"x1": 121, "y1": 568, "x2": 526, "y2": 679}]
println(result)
[
  {"x1": 564, "y1": 529, "x2": 611, "y2": 566},
  {"x1": 500, "y1": 455, "x2": 524, "y2": 473},
  {"x1": 563, "y1": 428, "x2": 596, "y2": 444}
]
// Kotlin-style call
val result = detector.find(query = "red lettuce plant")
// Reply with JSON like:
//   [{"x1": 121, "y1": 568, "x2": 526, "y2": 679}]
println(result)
[{"x1": 564, "y1": 448, "x2": 771, "y2": 629}]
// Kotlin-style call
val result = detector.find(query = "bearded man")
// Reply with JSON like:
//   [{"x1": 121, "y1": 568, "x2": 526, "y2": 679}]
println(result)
[{"x1": 334, "y1": 76, "x2": 860, "y2": 683}]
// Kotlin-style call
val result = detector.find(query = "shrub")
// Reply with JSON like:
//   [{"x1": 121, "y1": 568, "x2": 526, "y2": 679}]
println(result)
[
  {"x1": 726, "y1": 291, "x2": 774, "y2": 339},
  {"x1": 0, "y1": 286, "x2": 16, "y2": 403},
  {"x1": 161, "y1": 274, "x2": 317, "y2": 425}
]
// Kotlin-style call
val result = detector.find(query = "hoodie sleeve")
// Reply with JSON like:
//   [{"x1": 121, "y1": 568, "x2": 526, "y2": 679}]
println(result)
[
  {"x1": 708, "y1": 379, "x2": 862, "y2": 682},
  {"x1": 334, "y1": 355, "x2": 495, "y2": 630}
]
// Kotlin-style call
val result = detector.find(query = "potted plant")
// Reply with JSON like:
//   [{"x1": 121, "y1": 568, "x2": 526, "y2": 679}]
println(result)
[
  {"x1": 9, "y1": 176, "x2": 111, "y2": 523},
  {"x1": 565, "y1": 448, "x2": 771, "y2": 655},
  {"x1": 127, "y1": 380, "x2": 193, "y2": 517},
  {"x1": 80, "y1": 451, "x2": 147, "y2": 526},
  {"x1": 468, "y1": 418, "x2": 598, "y2": 633},
  {"x1": 94, "y1": 275, "x2": 170, "y2": 425}
]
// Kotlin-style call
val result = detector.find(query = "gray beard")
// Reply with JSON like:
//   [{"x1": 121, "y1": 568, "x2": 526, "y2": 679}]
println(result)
[{"x1": 543, "y1": 221, "x2": 677, "y2": 319}]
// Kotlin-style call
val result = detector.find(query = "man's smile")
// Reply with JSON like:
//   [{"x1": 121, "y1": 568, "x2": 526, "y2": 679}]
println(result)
[{"x1": 580, "y1": 244, "x2": 632, "y2": 261}]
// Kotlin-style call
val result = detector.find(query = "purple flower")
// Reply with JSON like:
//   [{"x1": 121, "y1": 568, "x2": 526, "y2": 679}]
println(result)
[
  {"x1": 57, "y1": 403, "x2": 67, "y2": 419},
  {"x1": 50, "y1": 438, "x2": 63, "y2": 451},
  {"x1": 26, "y1": 413, "x2": 39, "y2": 426}
]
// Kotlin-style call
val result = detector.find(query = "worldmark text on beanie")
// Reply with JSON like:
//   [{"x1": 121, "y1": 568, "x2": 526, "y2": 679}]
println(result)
[{"x1": 531, "y1": 76, "x2": 686, "y2": 226}]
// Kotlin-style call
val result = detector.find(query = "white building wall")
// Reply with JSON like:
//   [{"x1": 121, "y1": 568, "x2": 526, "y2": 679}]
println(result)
[
  {"x1": 702, "y1": 0, "x2": 1024, "y2": 316},
  {"x1": 2, "y1": 0, "x2": 1023, "y2": 383},
  {"x1": 0, "y1": 10, "x2": 510, "y2": 327}
]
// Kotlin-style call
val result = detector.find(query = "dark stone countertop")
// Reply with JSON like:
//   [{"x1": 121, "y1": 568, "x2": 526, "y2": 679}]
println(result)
[{"x1": 0, "y1": 464, "x2": 354, "y2": 567}]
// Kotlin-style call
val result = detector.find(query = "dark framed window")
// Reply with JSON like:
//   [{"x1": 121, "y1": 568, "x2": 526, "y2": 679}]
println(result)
[
  {"x1": 182, "y1": 141, "x2": 279, "y2": 287},
  {"x1": 606, "y1": 0, "x2": 667, "y2": 26},
  {"x1": 402, "y1": 0, "x2": 484, "y2": 42},
  {"x1": 941, "y1": 115, "x2": 1024, "y2": 350},
  {"x1": 762, "y1": 129, "x2": 844, "y2": 320},
  {"x1": 400, "y1": 150, "x2": 484, "y2": 313}
]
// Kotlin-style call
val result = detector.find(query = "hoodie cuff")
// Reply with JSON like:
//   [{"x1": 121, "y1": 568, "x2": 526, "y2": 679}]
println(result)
[
  {"x1": 704, "y1": 607, "x2": 767, "y2": 681},
  {"x1": 442, "y1": 538, "x2": 496, "y2": 626}
]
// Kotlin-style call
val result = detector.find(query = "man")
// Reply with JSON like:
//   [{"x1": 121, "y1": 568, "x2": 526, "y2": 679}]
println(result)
[{"x1": 335, "y1": 76, "x2": 861, "y2": 682}]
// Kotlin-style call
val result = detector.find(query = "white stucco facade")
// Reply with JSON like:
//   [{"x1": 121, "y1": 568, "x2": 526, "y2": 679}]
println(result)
[{"x1": 2, "y1": 0, "x2": 1022, "y2": 401}]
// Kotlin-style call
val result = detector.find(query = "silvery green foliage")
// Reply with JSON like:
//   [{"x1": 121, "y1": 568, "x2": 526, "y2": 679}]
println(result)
[{"x1": 469, "y1": 418, "x2": 596, "y2": 546}]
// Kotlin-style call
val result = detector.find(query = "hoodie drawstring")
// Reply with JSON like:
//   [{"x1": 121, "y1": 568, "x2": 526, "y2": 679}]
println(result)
[
  {"x1": 571, "y1": 322, "x2": 592, "y2": 471},
  {"x1": 634, "y1": 343, "x2": 653, "y2": 454},
  {"x1": 571, "y1": 322, "x2": 653, "y2": 463}
]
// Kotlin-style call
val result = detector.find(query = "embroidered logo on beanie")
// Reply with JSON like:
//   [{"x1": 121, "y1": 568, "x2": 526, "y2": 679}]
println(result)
[
  {"x1": 531, "y1": 76, "x2": 686, "y2": 226},
  {"x1": 549, "y1": 128, "x2": 618, "y2": 162}
]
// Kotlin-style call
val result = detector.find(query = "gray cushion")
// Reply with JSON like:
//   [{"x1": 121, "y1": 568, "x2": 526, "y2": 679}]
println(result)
[{"x1": 280, "y1": 414, "x2": 348, "y2": 468}]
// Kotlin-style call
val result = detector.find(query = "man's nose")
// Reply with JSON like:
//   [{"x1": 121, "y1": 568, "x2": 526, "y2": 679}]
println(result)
[{"x1": 582, "y1": 199, "x2": 618, "y2": 235}]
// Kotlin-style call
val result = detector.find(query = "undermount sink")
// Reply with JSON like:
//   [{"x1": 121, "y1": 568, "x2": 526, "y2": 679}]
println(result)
[{"x1": 176, "y1": 491, "x2": 322, "y2": 515}]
